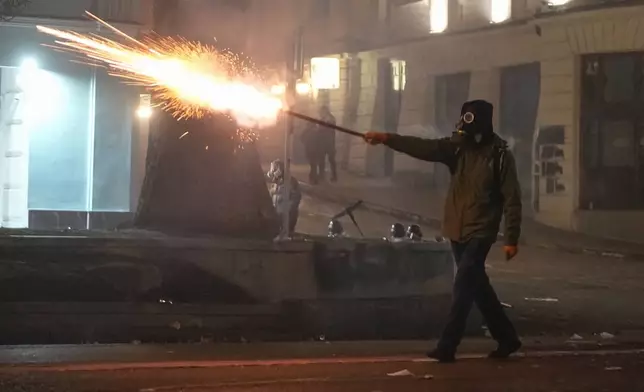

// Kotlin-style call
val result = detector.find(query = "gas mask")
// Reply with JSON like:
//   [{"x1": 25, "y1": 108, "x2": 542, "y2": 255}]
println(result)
[{"x1": 452, "y1": 111, "x2": 479, "y2": 144}]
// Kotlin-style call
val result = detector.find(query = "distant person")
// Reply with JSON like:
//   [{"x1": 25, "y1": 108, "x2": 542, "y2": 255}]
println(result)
[
  {"x1": 267, "y1": 159, "x2": 301, "y2": 237},
  {"x1": 316, "y1": 105, "x2": 338, "y2": 182},
  {"x1": 301, "y1": 122, "x2": 321, "y2": 184},
  {"x1": 364, "y1": 100, "x2": 522, "y2": 363}
]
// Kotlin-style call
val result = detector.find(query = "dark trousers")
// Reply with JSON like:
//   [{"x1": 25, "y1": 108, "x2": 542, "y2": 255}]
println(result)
[
  {"x1": 318, "y1": 149, "x2": 337, "y2": 181},
  {"x1": 438, "y1": 238, "x2": 518, "y2": 352},
  {"x1": 305, "y1": 147, "x2": 320, "y2": 184}
]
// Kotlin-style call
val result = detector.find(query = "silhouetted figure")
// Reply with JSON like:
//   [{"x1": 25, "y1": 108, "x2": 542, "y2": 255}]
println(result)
[
  {"x1": 316, "y1": 106, "x2": 338, "y2": 182},
  {"x1": 302, "y1": 122, "x2": 321, "y2": 184}
]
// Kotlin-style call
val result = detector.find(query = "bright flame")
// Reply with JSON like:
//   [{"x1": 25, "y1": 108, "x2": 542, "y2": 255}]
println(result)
[{"x1": 36, "y1": 12, "x2": 283, "y2": 127}]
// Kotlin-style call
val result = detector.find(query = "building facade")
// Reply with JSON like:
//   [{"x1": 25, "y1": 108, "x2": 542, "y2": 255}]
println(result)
[
  {"x1": 0, "y1": 0, "x2": 153, "y2": 230},
  {"x1": 238, "y1": 0, "x2": 644, "y2": 243}
]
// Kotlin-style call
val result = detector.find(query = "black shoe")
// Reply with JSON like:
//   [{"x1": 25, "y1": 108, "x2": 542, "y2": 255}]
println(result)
[
  {"x1": 426, "y1": 348, "x2": 456, "y2": 363},
  {"x1": 488, "y1": 340, "x2": 522, "y2": 359}
]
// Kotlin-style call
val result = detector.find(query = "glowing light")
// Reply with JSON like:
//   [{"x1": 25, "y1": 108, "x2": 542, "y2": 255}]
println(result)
[
  {"x1": 490, "y1": 0, "x2": 511, "y2": 23},
  {"x1": 20, "y1": 58, "x2": 39, "y2": 71},
  {"x1": 36, "y1": 12, "x2": 283, "y2": 127},
  {"x1": 429, "y1": 0, "x2": 448, "y2": 33},
  {"x1": 296, "y1": 82, "x2": 312, "y2": 96},
  {"x1": 547, "y1": 0, "x2": 570, "y2": 5},
  {"x1": 310, "y1": 57, "x2": 340, "y2": 90},
  {"x1": 391, "y1": 60, "x2": 406, "y2": 91},
  {"x1": 16, "y1": 63, "x2": 63, "y2": 125},
  {"x1": 270, "y1": 84, "x2": 286, "y2": 95},
  {"x1": 136, "y1": 106, "x2": 152, "y2": 118}
]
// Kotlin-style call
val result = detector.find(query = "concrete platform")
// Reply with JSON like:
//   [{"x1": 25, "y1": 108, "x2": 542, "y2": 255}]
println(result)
[{"x1": 0, "y1": 233, "x2": 456, "y2": 344}]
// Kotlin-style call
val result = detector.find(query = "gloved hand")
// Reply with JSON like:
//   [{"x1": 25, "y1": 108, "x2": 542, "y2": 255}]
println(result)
[
  {"x1": 364, "y1": 132, "x2": 389, "y2": 145},
  {"x1": 504, "y1": 245, "x2": 518, "y2": 261}
]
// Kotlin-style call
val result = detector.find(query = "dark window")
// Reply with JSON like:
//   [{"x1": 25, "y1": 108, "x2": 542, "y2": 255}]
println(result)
[
  {"x1": 312, "y1": 0, "x2": 330, "y2": 18},
  {"x1": 580, "y1": 53, "x2": 644, "y2": 210},
  {"x1": 434, "y1": 72, "x2": 470, "y2": 136}
]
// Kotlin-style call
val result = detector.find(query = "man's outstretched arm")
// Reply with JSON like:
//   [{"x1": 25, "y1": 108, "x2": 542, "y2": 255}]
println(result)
[{"x1": 364, "y1": 132, "x2": 456, "y2": 164}]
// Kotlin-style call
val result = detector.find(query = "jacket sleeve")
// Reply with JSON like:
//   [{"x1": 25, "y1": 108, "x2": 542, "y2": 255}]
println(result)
[
  {"x1": 384, "y1": 135, "x2": 456, "y2": 164},
  {"x1": 499, "y1": 151, "x2": 522, "y2": 246}
]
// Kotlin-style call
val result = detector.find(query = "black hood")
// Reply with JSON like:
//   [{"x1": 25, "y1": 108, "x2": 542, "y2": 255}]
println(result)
[{"x1": 460, "y1": 99, "x2": 494, "y2": 137}]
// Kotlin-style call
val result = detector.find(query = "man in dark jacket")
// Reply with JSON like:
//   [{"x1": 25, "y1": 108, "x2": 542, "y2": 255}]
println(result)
[
  {"x1": 301, "y1": 123, "x2": 321, "y2": 184},
  {"x1": 317, "y1": 105, "x2": 338, "y2": 182},
  {"x1": 364, "y1": 100, "x2": 522, "y2": 363}
]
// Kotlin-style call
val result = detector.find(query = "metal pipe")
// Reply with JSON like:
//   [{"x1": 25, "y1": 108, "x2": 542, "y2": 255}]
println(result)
[{"x1": 284, "y1": 110, "x2": 365, "y2": 138}]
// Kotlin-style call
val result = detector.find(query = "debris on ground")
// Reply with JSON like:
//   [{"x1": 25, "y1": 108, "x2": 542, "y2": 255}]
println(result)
[
  {"x1": 524, "y1": 297, "x2": 559, "y2": 303},
  {"x1": 605, "y1": 366, "x2": 622, "y2": 371},
  {"x1": 599, "y1": 332, "x2": 615, "y2": 340},
  {"x1": 501, "y1": 302, "x2": 513, "y2": 308},
  {"x1": 568, "y1": 334, "x2": 583, "y2": 341},
  {"x1": 387, "y1": 369, "x2": 415, "y2": 377},
  {"x1": 423, "y1": 374, "x2": 434, "y2": 380}
]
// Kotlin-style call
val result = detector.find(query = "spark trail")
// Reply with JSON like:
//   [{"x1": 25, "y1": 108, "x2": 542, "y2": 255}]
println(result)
[{"x1": 37, "y1": 12, "x2": 283, "y2": 127}]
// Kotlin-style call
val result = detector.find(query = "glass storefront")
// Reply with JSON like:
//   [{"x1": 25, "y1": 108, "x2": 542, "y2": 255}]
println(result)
[{"x1": 0, "y1": 24, "x2": 138, "y2": 229}]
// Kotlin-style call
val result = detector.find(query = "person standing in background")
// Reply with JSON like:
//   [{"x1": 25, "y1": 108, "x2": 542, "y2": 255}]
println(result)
[{"x1": 316, "y1": 105, "x2": 338, "y2": 182}]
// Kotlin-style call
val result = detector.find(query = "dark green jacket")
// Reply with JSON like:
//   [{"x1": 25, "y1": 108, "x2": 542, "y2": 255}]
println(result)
[{"x1": 385, "y1": 134, "x2": 522, "y2": 246}]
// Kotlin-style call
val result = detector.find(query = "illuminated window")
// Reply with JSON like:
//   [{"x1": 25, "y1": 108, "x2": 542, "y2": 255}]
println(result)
[
  {"x1": 429, "y1": 0, "x2": 448, "y2": 33},
  {"x1": 310, "y1": 57, "x2": 340, "y2": 90},
  {"x1": 391, "y1": 60, "x2": 406, "y2": 91},
  {"x1": 490, "y1": 0, "x2": 511, "y2": 23}
]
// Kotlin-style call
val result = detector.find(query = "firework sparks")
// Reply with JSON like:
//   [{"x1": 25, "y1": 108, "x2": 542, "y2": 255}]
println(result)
[{"x1": 36, "y1": 12, "x2": 283, "y2": 127}]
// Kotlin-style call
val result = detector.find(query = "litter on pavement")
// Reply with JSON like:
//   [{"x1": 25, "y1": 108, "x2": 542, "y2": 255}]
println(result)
[
  {"x1": 599, "y1": 332, "x2": 615, "y2": 340},
  {"x1": 387, "y1": 369, "x2": 415, "y2": 377},
  {"x1": 524, "y1": 297, "x2": 559, "y2": 303}
]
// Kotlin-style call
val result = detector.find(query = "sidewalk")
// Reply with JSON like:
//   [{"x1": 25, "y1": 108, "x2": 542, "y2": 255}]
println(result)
[
  {"x1": 292, "y1": 165, "x2": 644, "y2": 261},
  {"x1": 3, "y1": 335, "x2": 644, "y2": 367}
]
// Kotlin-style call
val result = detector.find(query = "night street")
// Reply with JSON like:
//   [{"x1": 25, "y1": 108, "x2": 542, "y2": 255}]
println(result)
[
  {"x1": 298, "y1": 192, "x2": 644, "y2": 337},
  {"x1": 0, "y1": 345, "x2": 642, "y2": 391}
]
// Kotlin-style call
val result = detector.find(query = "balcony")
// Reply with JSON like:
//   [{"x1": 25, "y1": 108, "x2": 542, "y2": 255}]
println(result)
[{"x1": 17, "y1": 0, "x2": 152, "y2": 25}]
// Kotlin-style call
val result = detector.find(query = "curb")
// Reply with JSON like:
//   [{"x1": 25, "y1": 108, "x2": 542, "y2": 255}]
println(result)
[{"x1": 299, "y1": 183, "x2": 644, "y2": 261}]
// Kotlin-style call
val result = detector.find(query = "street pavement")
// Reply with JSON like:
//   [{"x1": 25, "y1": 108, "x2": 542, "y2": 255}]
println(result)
[
  {"x1": 0, "y1": 344, "x2": 642, "y2": 391},
  {"x1": 0, "y1": 188, "x2": 642, "y2": 390},
  {"x1": 295, "y1": 189, "x2": 644, "y2": 338}
]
